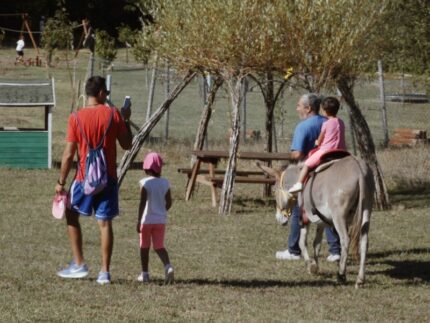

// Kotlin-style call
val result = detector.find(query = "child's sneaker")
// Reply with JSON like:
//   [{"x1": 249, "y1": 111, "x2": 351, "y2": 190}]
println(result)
[
  {"x1": 137, "y1": 272, "x2": 150, "y2": 283},
  {"x1": 164, "y1": 266, "x2": 174, "y2": 285},
  {"x1": 96, "y1": 271, "x2": 111, "y2": 285},
  {"x1": 57, "y1": 261, "x2": 88, "y2": 279},
  {"x1": 288, "y1": 182, "x2": 303, "y2": 193}
]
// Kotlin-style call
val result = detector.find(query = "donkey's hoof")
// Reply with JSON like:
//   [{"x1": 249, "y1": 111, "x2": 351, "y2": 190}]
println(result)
[
  {"x1": 337, "y1": 273, "x2": 347, "y2": 284},
  {"x1": 308, "y1": 262, "x2": 319, "y2": 275},
  {"x1": 355, "y1": 278, "x2": 365, "y2": 289}
]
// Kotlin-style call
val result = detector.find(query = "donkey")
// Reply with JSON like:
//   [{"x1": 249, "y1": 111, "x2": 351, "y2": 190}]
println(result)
[{"x1": 259, "y1": 155, "x2": 374, "y2": 288}]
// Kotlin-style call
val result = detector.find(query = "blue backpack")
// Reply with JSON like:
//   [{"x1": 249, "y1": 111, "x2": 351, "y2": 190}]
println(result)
[{"x1": 75, "y1": 108, "x2": 114, "y2": 195}]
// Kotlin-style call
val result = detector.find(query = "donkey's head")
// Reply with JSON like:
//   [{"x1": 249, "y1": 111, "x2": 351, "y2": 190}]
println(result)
[{"x1": 257, "y1": 162, "x2": 300, "y2": 225}]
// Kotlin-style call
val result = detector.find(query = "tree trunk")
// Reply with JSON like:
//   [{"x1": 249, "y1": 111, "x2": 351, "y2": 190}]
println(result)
[
  {"x1": 117, "y1": 71, "x2": 196, "y2": 186},
  {"x1": 337, "y1": 78, "x2": 390, "y2": 210},
  {"x1": 193, "y1": 76, "x2": 223, "y2": 151},
  {"x1": 265, "y1": 71, "x2": 275, "y2": 154},
  {"x1": 219, "y1": 76, "x2": 244, "y2": 216}
]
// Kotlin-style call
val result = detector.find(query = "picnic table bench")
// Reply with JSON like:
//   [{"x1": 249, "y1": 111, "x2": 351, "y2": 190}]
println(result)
[{"x1": 182, "y1": 150, "x2": 290, "y2": 207}]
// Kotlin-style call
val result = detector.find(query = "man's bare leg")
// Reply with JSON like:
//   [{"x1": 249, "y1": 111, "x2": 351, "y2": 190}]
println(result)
[
  {"x1": 66, "y1": 209, "x2": 84, "y2": 265},
  {"x1": 97, "y1": 220, "x2": 113, "y2": 273}
]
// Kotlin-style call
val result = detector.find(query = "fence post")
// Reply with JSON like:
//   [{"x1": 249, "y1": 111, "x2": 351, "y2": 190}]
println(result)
[
  {"x1": 241, "y1": 77, "x2": 248, "y2": 142},
  {"x1": 202, "y1": 74, "x2": 211, "y2": 149},
  {"x1": 146, "y1": 60, "x2": 158, "y2": 121},
  {"x1": 106, "y1": 74, "x2": 112, "y2": 101},
  {"x1": 378, "y1": 60, "x2": 389, "y2": 147},
  {"x1": 163, "y1": 62, "x2": 170, "y2": 142},
  {"x1": 88, "y1": 53, "x2": 95, "y2": 78}
]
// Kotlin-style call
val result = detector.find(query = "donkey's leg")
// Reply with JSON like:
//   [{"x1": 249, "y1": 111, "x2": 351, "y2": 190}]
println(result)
[
  {"x1": 332, "y1": 218, "x2": 349, "y2": 284},
  {"x1": 299, "y1": 225, "x2": 309, "y2": 261},
  {"x1": 309, "y1": 224, "x2": 324, "y2": 274},
  {"x1": 299, "y1": 225, "x2": 313, "y2": 273},
  {"x1": 356, "y1": 211, "x2": 371, "y2": 289}
]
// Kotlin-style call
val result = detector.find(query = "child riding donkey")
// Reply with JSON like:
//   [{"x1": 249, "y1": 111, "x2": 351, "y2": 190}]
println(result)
[{"x1": 289, "y1": 96, "x2": 346, "y2": 194}]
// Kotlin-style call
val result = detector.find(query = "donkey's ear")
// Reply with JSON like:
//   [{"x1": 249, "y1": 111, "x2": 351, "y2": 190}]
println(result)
[{"x1": 256, "y1": 162, "x2": 281, "y2": 181}]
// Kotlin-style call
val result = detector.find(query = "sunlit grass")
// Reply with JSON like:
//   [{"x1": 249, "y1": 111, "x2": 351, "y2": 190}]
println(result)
[{"x1": 0, "y1": 48, "x2": 429, "y2": 321}]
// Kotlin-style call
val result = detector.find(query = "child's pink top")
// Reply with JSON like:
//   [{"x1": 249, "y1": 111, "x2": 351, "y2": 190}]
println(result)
[{"x1": 319, "y1": 117, "x2": 346, "y2": 151}]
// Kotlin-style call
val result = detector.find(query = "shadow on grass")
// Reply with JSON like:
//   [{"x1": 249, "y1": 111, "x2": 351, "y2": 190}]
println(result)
[
  {"x1": 389, "y1": 187, "x2": 430, "y2": 208},
  {"x1": 368, "y1": 260, "x2": 430, "y2": 284},
  {"x1": 113, "y1": 277, "x2": 349, "y2": 288},
  {"x1": 367, "y1": 248, "x2": 430, "y2": 283},
  {"x1": 367, "y1": 247, "x2": 430, "y2": 260},
  {"x1": 233, "y1": 197, "x2": 276, "y2": 214}
]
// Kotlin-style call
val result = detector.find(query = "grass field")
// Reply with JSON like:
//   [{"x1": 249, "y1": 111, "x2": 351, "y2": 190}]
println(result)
[{"x1": 0, "y1": 48, "x2": 429, "y2": 322}]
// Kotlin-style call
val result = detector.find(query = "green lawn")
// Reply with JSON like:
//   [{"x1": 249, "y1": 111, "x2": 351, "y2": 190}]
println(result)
[{"x1": 0, "y1": 48, "x2": 429, "y2": 322}]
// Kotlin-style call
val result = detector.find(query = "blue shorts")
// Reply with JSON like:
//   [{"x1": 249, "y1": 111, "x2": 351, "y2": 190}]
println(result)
[{"x1": 69, "y1": 177, "x2": 119, "y2": 221}]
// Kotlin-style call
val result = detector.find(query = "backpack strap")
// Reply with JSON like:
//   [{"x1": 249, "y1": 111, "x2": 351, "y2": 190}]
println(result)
[{"x1": 74, "y1": 107, "x2": 115, "y2": 149}]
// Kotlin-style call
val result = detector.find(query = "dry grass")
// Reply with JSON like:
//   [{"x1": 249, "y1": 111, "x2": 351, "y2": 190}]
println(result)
[
  {"x1": 0, "y1": 164, "x2": 429, "y2": 322},
  {"x1": 0, "y1": 48, "x2": 429, "y2": 322},
  {"x1": 378, "y1": 145, "x2": 430, "y2": 192}
]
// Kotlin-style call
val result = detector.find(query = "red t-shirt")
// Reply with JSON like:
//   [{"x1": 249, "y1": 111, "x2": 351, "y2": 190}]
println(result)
[{"x1": 67, "y1": 104, "x2": 128, "y2": 180}]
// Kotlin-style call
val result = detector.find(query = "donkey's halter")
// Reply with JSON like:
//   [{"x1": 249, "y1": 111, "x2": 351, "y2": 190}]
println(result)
[{"x1": 277, "y1": 170, "x2": 296, "y2": 218}]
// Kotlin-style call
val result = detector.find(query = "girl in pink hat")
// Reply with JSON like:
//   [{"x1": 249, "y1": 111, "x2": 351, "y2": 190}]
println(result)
[{"x1": 136, "y1": 152, "x2": 174, "y2": 283}]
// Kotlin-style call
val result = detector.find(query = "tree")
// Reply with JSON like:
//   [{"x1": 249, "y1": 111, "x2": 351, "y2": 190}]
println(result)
[
  {"x1": 41, "y1": 9, "x2": 74, "y2": 66},
  {"x1": 41, "y1": 8, "x2": 77, "y2": 110},
  {"x1": 154, "y1": 0, "x2": 300, "y2": 214},
  {"x1": 95, "y1": 30, "x2": 117, "y2": 67},
  {"x1": 120, "y1": 0, "x2": 159, "y2": 64},
  {"x1": 383, "y1": 0, "x2": 430, "y2": 92},
  {"x1": 273, "y1": 0, "x2": 391, "y2": 209},
  {"x1": 0, "y1": 29, "x2": 5, "y2": 47},
  {"x1": 120, "y1": 0, "x2": 392, "y2": 213},
  {"x1": 117, "y1": 24, "x2": 136, "y2": 63}
]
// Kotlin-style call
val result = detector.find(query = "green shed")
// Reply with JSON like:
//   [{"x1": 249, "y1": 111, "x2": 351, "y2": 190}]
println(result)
[{"x1": 0, "y1": 79, "x2": 55, "y2": 169}]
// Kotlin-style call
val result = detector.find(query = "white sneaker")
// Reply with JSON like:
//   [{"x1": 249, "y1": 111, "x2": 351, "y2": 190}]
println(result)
[
  {"x1": 96, "y1": 271, "x2": 111, "y2": 285},
  {"x1": 288, "y1": 182, "x2": 303, "y2": 193},
  {"x1": 57, "y1": 261, "x2": 89, "y2": 279},
  {"x1": 137, "y1": 272, "x2": 150, "y2": 282},
  {"x1": 326, "y1": 254, "x2": 341, "y2": 262},
  {"x1": 276, "y1": 250, "x2": 301, "y2": 260},
  {"x1": 165, "y1": 267, "x2": 174, "y2": 284}
]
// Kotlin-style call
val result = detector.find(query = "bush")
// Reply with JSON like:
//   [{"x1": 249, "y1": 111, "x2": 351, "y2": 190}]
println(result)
[
  {"x1": 41, "y1": 10, "x2": 74, "y2": 66},
  {"x1": 0, "y1": 29, "x2": 5, "y2": 47},
  {"x1": 95, "y1": 30, "x2": 117, "y2": 67}
]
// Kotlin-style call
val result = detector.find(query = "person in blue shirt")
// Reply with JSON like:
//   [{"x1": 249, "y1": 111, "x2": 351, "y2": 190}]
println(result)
[{"x1": 276, "y1": 93, "x2": 341, "y2": 262}]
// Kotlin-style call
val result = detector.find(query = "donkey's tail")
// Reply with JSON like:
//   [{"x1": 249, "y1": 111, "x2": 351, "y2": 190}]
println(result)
[{"x1": 349, "y1": 157, "x2": 374, "y2": 260}]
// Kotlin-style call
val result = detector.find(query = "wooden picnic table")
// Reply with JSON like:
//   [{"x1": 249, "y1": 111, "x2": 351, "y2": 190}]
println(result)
[{"x1": 182, "y1": 150, "x2": 291, "y2": 207}]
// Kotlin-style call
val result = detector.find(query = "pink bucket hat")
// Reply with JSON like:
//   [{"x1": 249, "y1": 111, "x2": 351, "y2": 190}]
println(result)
[
  {"x1": 52, "y1": 191, "x2": 68, "y2": 220},
  {"x1": 143, "y1": 152, "x2": 163, "y2": 174}
]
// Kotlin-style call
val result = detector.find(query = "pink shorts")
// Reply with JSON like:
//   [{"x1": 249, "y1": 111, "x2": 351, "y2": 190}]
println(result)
[
  {"x1": 139, "y1": 224, "x2": 165, "y2": 249},
  {"x1": 305, "y1": 149, "x2": 327, "y2": 169}
]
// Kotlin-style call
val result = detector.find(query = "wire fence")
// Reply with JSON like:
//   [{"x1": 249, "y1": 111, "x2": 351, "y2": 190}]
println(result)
[{"x1": 88, "y1": 56, "x2": 430, "y2": 153}]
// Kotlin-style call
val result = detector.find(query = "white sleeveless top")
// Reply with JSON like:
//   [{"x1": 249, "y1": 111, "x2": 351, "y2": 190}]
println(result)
[{"x1": 139, "y1": 176, "x2": 170, "y2": 224}]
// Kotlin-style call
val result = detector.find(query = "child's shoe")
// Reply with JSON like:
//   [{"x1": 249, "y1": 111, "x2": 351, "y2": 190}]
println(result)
[
  {"x1": 288, "y1": 182, "x2": 303, "y2": 193},
  {"x1": 164, "y1": 266, "x2": 174, "y2": 284},
  {"x1": 137, "y1": 272, "x2": 150, "y2": 283}
]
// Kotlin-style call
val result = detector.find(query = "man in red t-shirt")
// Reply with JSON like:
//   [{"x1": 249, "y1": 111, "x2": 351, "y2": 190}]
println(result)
[{"x1": 55, "y1": 76, "x2": 132, "y2": 284}]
